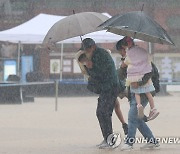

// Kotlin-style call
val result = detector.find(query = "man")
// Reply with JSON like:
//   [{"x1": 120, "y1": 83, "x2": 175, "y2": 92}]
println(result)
[
  {"x1": 76, "y1": 49, "x2": 128, "y2": 136},
  {"x1": 116, "y1": 36, "x2": 160, "y2": 150},
  {"x1": 80, "y1": 38, "x2": 121, "y2": 148}
]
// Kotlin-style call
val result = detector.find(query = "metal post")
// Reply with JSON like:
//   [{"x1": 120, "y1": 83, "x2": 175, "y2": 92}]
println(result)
[
  {"x1": 60, "y1": 43, "x2": 64, "y2": 81},
  {"x1": 20, "y1": 86, "x2": 23, "y2": 104},
  {"x1": 148, "y1": 42, "x2": 155, "y2": 62},
  {"x1": 17, "y1": 41, "x2": 21, "y2": 76},
  {"x1": 55, "y1": 80, "x2": 58, "y2": 111},
  {"x1": 148, "y1": 42, "x2": 152, "y2": 54}
]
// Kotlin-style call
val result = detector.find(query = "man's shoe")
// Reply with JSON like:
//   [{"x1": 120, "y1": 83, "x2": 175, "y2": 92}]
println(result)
[
  {"x1": 121, "y1": 143, "x2": 133, "y2": 151},
  {"x1": 96, "y1": 140, "x2": 107, "y2": 148},
  {"x1": 97, "y1": 133, "x2": 121, "y2": 149},
  {"x1": 140, "y1": 143, "x2": 160, "y2": 150},
  {"x1": 122, "y1": 123, "x2": 128, "y2": 135},
  {"x1": 98, "y1": 141, "x2": 117, "y2": 149},
  {"x1": 98, "y1": 142, "x2": 110, "y2": 149}
]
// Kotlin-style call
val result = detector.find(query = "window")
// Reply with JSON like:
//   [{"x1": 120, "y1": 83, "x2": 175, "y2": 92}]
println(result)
[
  {"x1": 50, "y1": 59, "x2": 60, "y2": 74},
  {"x1": 63, "y1": 59, "x2": 72, "y2": 73},
  {"x1": 3, "y1": 60, "x2": 16, "y2": 81}
]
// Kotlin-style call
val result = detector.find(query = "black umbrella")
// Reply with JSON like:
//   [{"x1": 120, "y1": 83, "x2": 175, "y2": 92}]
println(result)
[{"x1": 99, "y1": 11, "x2": 174, "y2": 45}]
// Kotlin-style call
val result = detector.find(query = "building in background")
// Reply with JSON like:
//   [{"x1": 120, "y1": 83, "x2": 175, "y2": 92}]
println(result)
[{"x1": 0, "y1": 0, "x2": 180, "y2": 82}]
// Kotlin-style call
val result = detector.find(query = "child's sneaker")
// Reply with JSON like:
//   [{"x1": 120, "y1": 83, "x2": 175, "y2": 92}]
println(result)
[
  {"x1": 137, "y1": 104, "x2": 144, "y2": 119},
  {"x1": 122, "y1": 123, "x2": 128, "y2": 135},
  {"x1": 148, "y1": 108, "x2": 159, "y2": 121},
  {"x1": 142, "y1": 115, "x2": 148, "y2": 122}
]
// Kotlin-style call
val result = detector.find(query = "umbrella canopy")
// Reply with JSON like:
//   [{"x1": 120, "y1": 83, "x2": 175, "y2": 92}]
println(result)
[
  {"x1": 99, "y1": 11, "x2": 174, "y2": 45},
  {"x1": 43, "y1": 12, "x2": 109, "y2": 44}
]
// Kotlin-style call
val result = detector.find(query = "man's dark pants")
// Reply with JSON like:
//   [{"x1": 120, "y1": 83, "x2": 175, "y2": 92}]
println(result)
[{"x1": 96, "y1": 89, "x2": 118, "y2": 140}]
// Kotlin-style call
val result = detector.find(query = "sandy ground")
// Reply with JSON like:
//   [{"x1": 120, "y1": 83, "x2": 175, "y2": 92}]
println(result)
[{"x1": 0, "y1": 92, "x2": 180, "y2": 154}]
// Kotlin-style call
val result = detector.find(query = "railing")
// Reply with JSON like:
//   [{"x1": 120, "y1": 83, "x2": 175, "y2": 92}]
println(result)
[{"x1": 160, "y1": 82, "x2": 180, "y2": 85}]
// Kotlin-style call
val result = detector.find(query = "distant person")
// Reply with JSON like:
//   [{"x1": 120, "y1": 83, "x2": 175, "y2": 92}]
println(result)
[{"x1": 76, "y1": 50, "x2": 128, "y2": 136}]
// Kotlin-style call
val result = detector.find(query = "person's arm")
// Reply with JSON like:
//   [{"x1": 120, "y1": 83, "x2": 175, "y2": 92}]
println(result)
[
  {"x1": 131, "y1": 72, "x2": 152, "y2": 88},
  {"x1": 138, "y1": 72, "x2": 152, "y2": 86},
  {"x1": 121, "y1": 56, "x2": 128, "y2": 68},
  {"x1": 117, "y1": 67, "x2": 127, "y2": 81},
  {"x1": 87, "y1": 77, "x2": 101, "y2": 94}
]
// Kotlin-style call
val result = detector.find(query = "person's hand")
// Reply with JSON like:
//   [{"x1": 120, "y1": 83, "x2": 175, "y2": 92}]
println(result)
[
  {"x1": 88, "y1": 76, "x2": 92, "y2": 81},
  {"x1": 121, "y1": 61, "x2": 127, "y2": 68},
  {"x1": 131, "y1": 82, "x2": 139, "y2": 88}
]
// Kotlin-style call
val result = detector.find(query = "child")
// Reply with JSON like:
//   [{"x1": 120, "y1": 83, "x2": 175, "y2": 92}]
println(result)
[
  {"x1": 119, "y1": 36, "x2": 159, "y2": 120},
  {"x1": 76, "y1": 50, "x2": 128, "y2": 135}
]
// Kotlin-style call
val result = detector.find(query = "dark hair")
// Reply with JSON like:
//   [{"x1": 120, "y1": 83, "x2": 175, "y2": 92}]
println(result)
[
  {"x1": 80, "y1": 38, "x2": 96, "y2": 50},
  {"x1": 116, "y1": 36, "x2": 134, "y2": 50},
  {"x1": 116, "y1": 39, "x2": 127, "y2": 50},
  {"x1": 78, "y1": 53, "x2": 86, "y2": 62}
]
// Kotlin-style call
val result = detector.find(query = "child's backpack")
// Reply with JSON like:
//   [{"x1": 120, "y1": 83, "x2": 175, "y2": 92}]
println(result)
[{"x1": 151, "y1": 62, "x2": 160, "y2": 93}]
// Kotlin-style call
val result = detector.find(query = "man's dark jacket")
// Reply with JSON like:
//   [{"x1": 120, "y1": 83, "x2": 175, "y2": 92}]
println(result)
[{"x1": 87, "y1": 47, "x2": 124, "y2": 94}]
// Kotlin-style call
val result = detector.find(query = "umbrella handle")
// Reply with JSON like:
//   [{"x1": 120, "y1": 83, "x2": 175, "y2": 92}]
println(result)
[
  {"x1": 131, "y1": 32, "x2": 137, "y2": 41},
  {"x1": 80, "y1": 36, "x2": 83, "y2": 42}
]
